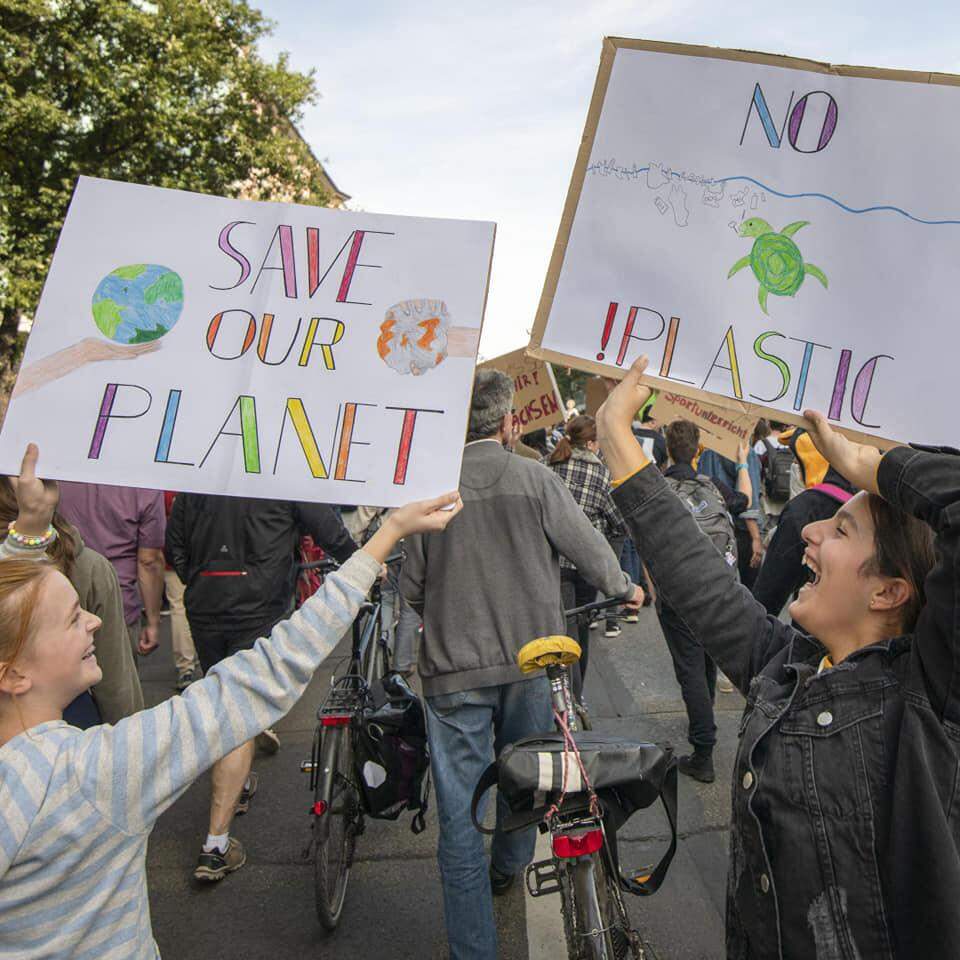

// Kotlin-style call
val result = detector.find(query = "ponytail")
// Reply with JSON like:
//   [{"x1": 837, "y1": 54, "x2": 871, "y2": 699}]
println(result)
[
  {"x1": 548, "y1": 414, "x2": 598, "y2": 465},
  {"x1": 548, "y1": 436, "x2": 574, "y2": 465}
]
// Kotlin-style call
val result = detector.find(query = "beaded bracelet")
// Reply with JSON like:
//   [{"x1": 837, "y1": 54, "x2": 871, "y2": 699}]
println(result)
[{"x1": 7, "y1": 521, "x2": 58, "y2": 549}]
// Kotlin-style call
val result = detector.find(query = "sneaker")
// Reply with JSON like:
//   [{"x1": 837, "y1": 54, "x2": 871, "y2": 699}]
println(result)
[
  {"x1": 678, "y1": 750, "x2": 715, "y2": 783},
  {"x1": 717, "y1": 672, "x2": 735, "y2": 694},
  {"x1": 490, "y1": 863, "x2": 516, "y2": 897},
  {"x1": 193, "y1": 837, "x2": 246, "y2": 882},
  {"x1": 175, "y1": 668, "x2": 199, "y2": 692},
  {"x1": 255, "y1": 728, "x2": 280, "y2": 754},
  {"x1": 621, "y1": 613, "x2": 639, "y2": 623},
  {"x1": 604, "y1": 624, "x2": 622, "y2": 638},
  {"x1": 589, "y1": 619, "x2": 601, "y2": 631},
  {"x1": 235, "y1": 772, "x2": 259, "y2": 816}
]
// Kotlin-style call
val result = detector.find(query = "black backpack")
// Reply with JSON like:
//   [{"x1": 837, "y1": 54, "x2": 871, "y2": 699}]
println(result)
[
  {"x1": 762, "y1": 439, "x2": 794, "y2": 502},
  {"x1": 664, "y1": 475, "x2": 737, "y2": 567},
  {"x1": 354, "y1": 673, "x2": 431, "y2": 833}
]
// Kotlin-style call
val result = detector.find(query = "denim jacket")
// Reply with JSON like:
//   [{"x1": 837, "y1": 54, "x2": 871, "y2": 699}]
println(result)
[{"x1": 613, "y1": 444, "x2": 960, "y2": 959}]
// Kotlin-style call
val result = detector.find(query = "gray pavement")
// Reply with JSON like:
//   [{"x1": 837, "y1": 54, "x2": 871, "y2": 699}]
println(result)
[{"x1": 142, "y1": 603, "x2": 742, "y2": 959}]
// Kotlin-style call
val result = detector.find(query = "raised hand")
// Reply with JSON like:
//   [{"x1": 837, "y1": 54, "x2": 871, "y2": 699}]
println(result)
[
  {"x1": 388, "y1": 491, "x2": 463, "y2": 538},
  {"x1": 596, "y1": 355, "x2": 652, "y2": 439},
  {"x1": 8, "y1": 444, "x2": 58, "y2": 536},
  {"x1": 803, "y1": 410, "x2": 883, "y2": 494},
  {"x1": 363, "y1": 491, "x2": 464, "y2": 564},
  {"x1": 596, "y1": 356, "x2": 653, "y2": 481}
]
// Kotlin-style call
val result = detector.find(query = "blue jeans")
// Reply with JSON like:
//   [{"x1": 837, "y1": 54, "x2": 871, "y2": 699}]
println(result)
[
  {"x1": 381, "y1": 564, "x2": 421, "y2": 672},
  {"x1": 619, "y1": 537, "x2": 641, "y2": 584},
  {"x1": 426, "y1": 677, "x2": 552, "y2": 960}
]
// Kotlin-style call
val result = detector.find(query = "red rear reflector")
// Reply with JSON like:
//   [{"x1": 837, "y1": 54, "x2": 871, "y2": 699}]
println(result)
[
  {"x1": 312, "y1": 800, "x2": 327, "y2": 816},
  {"x1": 320, "y1": 714, "x2": 351, "y2": 726},
  {"x1": 552, "y1": 829, "x2": 603, "y2": 859}
]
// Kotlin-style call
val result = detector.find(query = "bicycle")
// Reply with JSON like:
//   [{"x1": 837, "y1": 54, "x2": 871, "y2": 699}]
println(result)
[
  {"x1": 474, "y1": 597, "x2": 677, "y2": 960},
  {"x1": 298, "y1": 552, "x2": 407, "y2": 930}
]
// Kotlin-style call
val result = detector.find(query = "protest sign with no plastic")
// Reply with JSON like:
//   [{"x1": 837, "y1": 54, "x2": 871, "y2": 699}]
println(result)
[{"x1": 528, "y1": 38, "x2": 960, "y2": 448}]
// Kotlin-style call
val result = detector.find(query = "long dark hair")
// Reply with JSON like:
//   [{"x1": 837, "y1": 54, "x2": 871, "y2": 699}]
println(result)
[
  {"x1": 548, "y1": 415, "x2": 597, "y2": 465},
  {"x1": 862, "y1": 494, "x2": 935, "y2": 634}
]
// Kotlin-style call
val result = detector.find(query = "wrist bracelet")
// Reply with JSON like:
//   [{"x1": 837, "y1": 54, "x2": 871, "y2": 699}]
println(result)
[
  {"x1": 7, "y1": 521, "x2": 58, "y2": 549},
  {"x1": 736, "y1": 462, "x2": 748, "y2": 470}
]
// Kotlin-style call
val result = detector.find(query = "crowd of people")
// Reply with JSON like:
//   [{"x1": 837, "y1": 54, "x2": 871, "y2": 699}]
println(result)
[{"x1": 0, "y1": 354, "x2": 958, "y2": 960}]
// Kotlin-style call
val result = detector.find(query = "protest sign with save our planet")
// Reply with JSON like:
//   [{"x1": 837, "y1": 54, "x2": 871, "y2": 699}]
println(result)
[
  {"x1": 528, "y1": 38, "x2": 960, "y2": 447},
  {"x1": 0, "y1": 177, "x2": 495, "y2": 506}
]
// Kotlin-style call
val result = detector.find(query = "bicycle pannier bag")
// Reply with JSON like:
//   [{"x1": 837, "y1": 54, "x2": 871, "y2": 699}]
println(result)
[
  {"x1": 355, "y1": 673, "x2": 431, "y2": 833},
  {"x1": 471, "y1": 733, "x2": 678, "y2": 895}
]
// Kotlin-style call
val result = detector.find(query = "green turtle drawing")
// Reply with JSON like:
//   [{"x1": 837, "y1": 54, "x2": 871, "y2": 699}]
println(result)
[{"x1": 727, "y1": 218, "x2": 828, "y2": 314}]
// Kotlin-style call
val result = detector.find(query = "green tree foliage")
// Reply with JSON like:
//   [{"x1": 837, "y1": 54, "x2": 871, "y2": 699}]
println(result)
[
  {"x1": 0, "y1": 0, "x2": 330, "y2": 375},
  {"x1": 553, "y1": 364, "x2": 590, "y2": 411}
]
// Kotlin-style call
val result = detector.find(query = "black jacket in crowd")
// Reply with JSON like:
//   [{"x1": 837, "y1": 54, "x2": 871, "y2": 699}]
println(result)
[
  {"x1": 166, "y1": 494, "x2": 356, "y2": 630},
  {"x1": 614, "y1": 444, "x2": 960, "y2": 959},
  {"x1": 752, "y1": 467, "x2": 855, "y2": 616}
]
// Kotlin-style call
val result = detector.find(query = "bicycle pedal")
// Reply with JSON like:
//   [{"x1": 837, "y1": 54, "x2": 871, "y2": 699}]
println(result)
[{"x1": 525, "y1": 858, "x2": 561, "y2": 898}]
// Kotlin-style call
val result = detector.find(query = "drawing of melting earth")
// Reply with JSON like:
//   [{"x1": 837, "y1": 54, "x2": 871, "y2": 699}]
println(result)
[
  {"x1": 378, "y1": 298, "x2": 450, "y2": 376},
  {"x1": 91, "y1": 264, "x2": 183, "y2": 343},
  {"x1": 727, "y1": 219, "x2": 828, "y2": 315}
]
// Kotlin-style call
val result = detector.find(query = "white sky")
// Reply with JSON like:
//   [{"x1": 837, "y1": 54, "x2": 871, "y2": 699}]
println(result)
[{"x1": 257, "y1": 0, "x2": 960, "y2": 361}]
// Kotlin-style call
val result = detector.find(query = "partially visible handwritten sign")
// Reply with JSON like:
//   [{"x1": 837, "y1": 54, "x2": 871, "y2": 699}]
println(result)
[
  {"x1": 0, "y1": 177, "x2": 495, "y2": 506},
  {"x1": 480, "y1": 348, "x2": 564, "y2": 435},
  {"x1": 651, "y1": 391, "x2": 751, "y2": 461}
]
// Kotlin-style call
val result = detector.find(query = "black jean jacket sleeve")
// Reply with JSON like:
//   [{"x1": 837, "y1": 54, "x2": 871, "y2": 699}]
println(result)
[
  {"x1": 613, "y1": 464, "x2": 796, "y2": 695},
  {"x1": 878, "y1": 444, "x2": 960, "y2": 725}
]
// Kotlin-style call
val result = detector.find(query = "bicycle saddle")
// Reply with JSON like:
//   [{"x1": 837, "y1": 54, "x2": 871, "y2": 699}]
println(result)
[{"x1": 517, "y1": 636, "x2": 581, "y2": 674}]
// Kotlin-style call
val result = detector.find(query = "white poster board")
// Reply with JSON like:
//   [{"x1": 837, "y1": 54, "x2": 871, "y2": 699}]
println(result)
[
  {"x1": 529, "y1": 38, "x2": 960, "y2": 447},
  {"x1": 479, "y1": 348, "x2": 564, "y2": 435},
  {"x1": 0, "y1": 178, "x2": 495, "y2": 506}
]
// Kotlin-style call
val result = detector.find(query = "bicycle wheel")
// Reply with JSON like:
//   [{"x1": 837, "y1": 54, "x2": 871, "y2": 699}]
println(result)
[
  {"x1": 558, "y1": 860, "x2": 587, "y2": 959},
  {"x1": 592, "y1": 852, "x2": 640, "y2": 960},
  {"x1": 313, "y1": 726, "x2": 359, "y2": 930}
]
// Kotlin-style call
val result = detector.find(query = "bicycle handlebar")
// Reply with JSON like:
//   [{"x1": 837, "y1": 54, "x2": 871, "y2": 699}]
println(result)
[
  {"x1": 298, "y1": 549, "x2": 404, "y2": 573},
  {"x1": 563, "y1": 596, "x2": 626, "y2": 618}
]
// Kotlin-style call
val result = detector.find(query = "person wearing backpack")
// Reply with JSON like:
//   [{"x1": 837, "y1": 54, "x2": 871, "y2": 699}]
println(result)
[
  {"x1": 659, "y1": 420, "x2": 753, "y2": 782},
  {"x1": 755, "y1": 419, "x2": 795, "y2": 510}
]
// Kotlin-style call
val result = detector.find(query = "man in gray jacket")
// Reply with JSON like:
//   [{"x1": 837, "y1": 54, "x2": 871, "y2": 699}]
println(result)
[{"x1": 401, "y1": 370, "x2": 641, "y2": 960}]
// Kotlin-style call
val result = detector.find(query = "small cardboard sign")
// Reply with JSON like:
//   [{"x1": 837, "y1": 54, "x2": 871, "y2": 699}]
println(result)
[
  {"x1": 651, "y1": 391, "x2": 752, "y2": 461},
  {"x1": 479, "y1": 348, "x2": 564, "y2": 435}
]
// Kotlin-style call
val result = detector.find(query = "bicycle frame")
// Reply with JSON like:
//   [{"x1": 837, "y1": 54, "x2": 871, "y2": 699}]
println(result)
[
  {"x1": 525, "y1": 597, "x2": 648, "y2": 959},
  {"x1": 308, "y1": 595, "x2": 385, "y2": 840}
]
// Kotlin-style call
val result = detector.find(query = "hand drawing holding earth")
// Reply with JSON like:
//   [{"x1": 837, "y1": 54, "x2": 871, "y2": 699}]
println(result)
[
  {"x1": 91, "y1": 264, "x2": 184, "y2": 343},
  {"x1": 377, "y1": 298, "x2": 480, "y2": 375},
  {"x1": 12, "y1": 263, "x2": 181, "y2": 400}
]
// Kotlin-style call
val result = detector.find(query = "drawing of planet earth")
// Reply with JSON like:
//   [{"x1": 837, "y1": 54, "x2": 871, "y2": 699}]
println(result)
[{"x1": 91, "y1": 264, "x2": 183, "y2": 344}]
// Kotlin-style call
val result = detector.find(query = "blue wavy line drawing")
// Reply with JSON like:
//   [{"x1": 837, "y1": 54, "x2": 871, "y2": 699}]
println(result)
[{"x1": 585, "y1": 162, "x2": 960, "y2": 227}]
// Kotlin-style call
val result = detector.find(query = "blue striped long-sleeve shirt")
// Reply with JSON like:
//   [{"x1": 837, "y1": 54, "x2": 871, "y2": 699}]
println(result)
[{"x1": 0, "y1": 549, "x2": 380, "y2": 958}]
